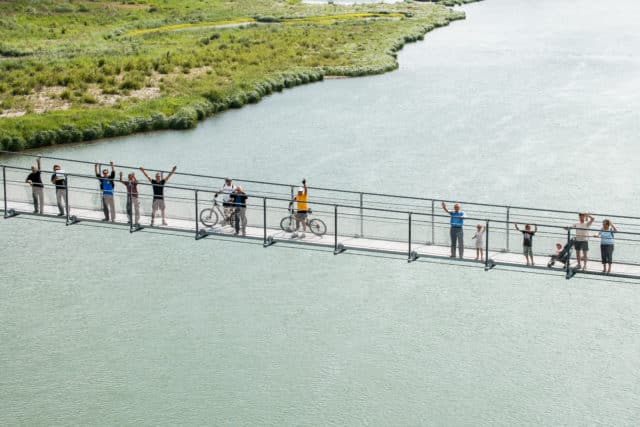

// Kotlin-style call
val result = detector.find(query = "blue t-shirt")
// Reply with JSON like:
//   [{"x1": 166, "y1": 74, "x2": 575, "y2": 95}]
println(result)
[
  {"x1": 450, "y1": 211, "x2": 464, "y2": 227},
  {"x1": 99, "y1": 177, "x2": 115, "y2": 196},
  {"x1": 600, "y1": 228, "x2": 614, "y2": 245}
]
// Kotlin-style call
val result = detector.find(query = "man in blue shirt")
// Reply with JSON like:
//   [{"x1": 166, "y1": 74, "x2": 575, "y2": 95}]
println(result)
[
  {"x1": 95, "y1": 161, "x2": 116, "y2": 222},
  {"x1": 442, "y1": 201, "x2": 465, "y2": 258}
]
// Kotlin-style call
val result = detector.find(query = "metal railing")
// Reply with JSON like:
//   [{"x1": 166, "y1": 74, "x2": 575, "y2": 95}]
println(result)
[{"x1": 2, "y1": 161, "x2": 640, "y2": 281}]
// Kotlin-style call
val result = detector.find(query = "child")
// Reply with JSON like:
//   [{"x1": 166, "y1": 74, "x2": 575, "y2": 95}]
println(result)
[
  {"x1": 472, "y1": 224, "x2": 485, "y2": 261},
  {"x1": 515, "y1": 223, "x2": 538, "y2": 266}
]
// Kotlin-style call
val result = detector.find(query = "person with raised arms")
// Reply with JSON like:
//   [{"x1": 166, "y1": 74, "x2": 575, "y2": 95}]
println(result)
[
  {"x1": 119, "y1": 171, "x2": 140, "y2": 226},
  {"x1": 572, "y1": 212, "x2": 595, "y2": 270},
  {"x1": 442, "y1": 201, "x2": 465, "y2": 259},
  {"x1": 139, "y1": 165, "x2": 177, "y2": 226},
  {"x1": 25, "y1": 157, "x2": 44, "y2": 214},
  {"x1": 95, "y1": 161, "x2": 116, "y2": 222}
]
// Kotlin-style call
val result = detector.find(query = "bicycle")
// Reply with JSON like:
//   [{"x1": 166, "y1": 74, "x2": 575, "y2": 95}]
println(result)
[
  {"x1": 199, "y1": 198, "x2": 234, "y2": 228},
  {"x1": 280, "y1": 208, "x2": 327, "y2": 236}
]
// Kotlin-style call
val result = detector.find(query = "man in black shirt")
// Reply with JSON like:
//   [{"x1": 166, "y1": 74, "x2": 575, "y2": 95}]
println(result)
[
  {"x1": 50, "y1": 164, "x2": 67, "y2": 216},
  {"x1": 25, "y1": 157, "x2": 44, "y2": 214},
  {"x1": 140, "y1": 165, "x2": 177, "y2": 226},
  {"x1": 230, "y1": 186, "x2": 248, "y2": 236}
]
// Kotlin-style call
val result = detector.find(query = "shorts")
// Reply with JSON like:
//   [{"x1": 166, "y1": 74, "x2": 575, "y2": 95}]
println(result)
[
  {"x1": 475, "y1": 241, "x2": 484, "y2": 249},
  {"x1": 296, "y1": 210, "x2": 308, "y2": 220},
  {"x1": 152, "y1": 199, "x2": 165, "y2": 211},
  {"x1": 523, "y1": 246, "x2": 533, "y2": 257},
  {"x1": 574, "y1": 240, "x2": 589, "y2": 251}
]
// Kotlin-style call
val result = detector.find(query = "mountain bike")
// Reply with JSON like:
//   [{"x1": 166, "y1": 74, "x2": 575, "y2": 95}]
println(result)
[
  {"x1": 280, "y1": 208, "x2": 327, "y2": 236},
  {"x1": 199, "y1": 198, "x2": 234, "y2": 228}
]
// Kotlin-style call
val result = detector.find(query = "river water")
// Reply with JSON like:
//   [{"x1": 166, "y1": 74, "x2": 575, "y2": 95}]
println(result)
[{"x1": 2, "y1": 0, "x2": 640, "y2": 424}]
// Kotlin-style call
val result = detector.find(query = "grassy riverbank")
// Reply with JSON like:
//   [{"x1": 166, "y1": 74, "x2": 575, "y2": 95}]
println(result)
[{"x1": 0, "y1": 0, "x2": 468, "y2": 150}]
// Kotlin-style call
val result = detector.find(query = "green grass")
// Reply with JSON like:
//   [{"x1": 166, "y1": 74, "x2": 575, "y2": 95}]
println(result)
[{"x1": 0, "y1": 0, "x2": 470, "y2": 150}]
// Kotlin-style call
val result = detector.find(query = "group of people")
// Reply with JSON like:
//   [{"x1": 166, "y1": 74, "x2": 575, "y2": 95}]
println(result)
[
  {"x1": 23, "y1": 159, "x2": 621, "y2": 272},
  {"x1": 443, "y1": 202, "x2": 619, "y2": 273},
  {"x1": 26, "y1": 159, "x2": 69, "y2": 217},
  {"x1": 24, "y1": 159, "x2": 315, "y2": 238},
  {"x1": 25, "y1": 158, "x2": 178, "y2": 226},
  {"x1": 214, "y1": 177, "x2": 249, "y2": 236}
]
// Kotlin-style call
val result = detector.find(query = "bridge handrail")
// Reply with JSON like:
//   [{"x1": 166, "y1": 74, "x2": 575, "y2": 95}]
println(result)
[{"x1": 3, "y1": 151, "x2": 640, "y2": 221}]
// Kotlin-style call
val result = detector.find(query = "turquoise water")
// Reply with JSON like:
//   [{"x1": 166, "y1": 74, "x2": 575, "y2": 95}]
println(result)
[{"x1": 2, "y1": 0, "x2": 640, "y2": 424}]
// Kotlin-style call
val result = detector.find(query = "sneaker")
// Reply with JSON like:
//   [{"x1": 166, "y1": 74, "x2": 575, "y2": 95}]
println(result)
[
  {"x1": 162, "y1": 221, "x2": 168, "y2": 226},
  {"x1": 291, "y1": 232, "x2": 298, "y2": 238},
  {"x1": 300, "y1": 233, "x2": 306, "y2": 239},
  {"x1": 32, "y1": 210, "x2": 38, "y2": 214},
  {"x1": 57, "y1": 213, "x2": 65, "y2": 216}
]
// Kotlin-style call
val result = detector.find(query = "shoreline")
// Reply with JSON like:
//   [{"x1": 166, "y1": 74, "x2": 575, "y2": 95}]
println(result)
[{"x1": 0, "y1": 1, "x2": 480, "y2": 151}]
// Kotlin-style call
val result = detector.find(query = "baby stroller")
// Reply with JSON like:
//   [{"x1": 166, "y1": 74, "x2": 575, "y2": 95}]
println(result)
[{"x1": 547, "y1": 239, "x2": 575, "y2": 268}]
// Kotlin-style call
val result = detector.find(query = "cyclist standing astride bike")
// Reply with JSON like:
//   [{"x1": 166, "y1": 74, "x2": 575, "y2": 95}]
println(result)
[
  {"x1": 289, "y1": 179, "x2": 308, "y2": 238},
  {"x1": 215, "y1": 177, "x2": 236, "y2": 225}
]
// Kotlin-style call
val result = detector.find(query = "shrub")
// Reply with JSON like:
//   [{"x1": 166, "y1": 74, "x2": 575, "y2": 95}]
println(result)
[
  {"x1": 168, "y1": 107, "x2": 198, "y2": 129},
  {"x1": 150, "y1": 112, "x2": 169, "y2": 130},
  {"x1": 82, "y1": 126, "x2": 104, "y2": 141},
  {"x1": 5, "y1": 136, "x2": 25, "y2": 151},
  {"x1": 56, "y1": 125, "x2": 83, "y2": 143}
]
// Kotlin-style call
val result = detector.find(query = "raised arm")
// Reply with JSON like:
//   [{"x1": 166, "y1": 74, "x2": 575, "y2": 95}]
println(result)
[
  {"x1": 533, "y1": 224, "x2": 538, "y2": 233},
  {"x1": 441, "y1": 201, "x2": 450, "y2": 214},
  {"x1": 164, "y1": 165, "x2": 177, "y2": 182},
  {"x1": 94, "y1": 163, "x2": 99, "y2": 177},
  {"x1": 119, "y1": 171, "x2": 125, "y2": 184},
  {"x1": 586, "y1": 213, "x2": 595, "y2": 226},
  {"x1": 36, "y1": 157, "x2": 41, "y2": 171},
  {"x1": 139, "y1": 167, "x2": 152, "y2": 182},
  {"x1": 611, "y1": 223, "x2": 618, "y2": 232},
  {"x1": 109, "y1": 161, "x2": 115, "y2": 178},
  {"x1": 514, "y1": 223, "x2": 520, "y2": 231},
  {"x1": 302, "y1": 178, "x2": 307, "y2": 195}
]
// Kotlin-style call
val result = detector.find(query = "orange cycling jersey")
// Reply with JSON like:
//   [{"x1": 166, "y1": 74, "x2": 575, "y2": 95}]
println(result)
[{"x1": 295, "y1": 193, "x2": 308, "y2": 211}]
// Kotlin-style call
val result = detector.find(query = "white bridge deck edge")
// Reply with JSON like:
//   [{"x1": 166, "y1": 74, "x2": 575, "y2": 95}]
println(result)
[{"x1": 3, "y1": 201, "x2": 639, "y2": 281}]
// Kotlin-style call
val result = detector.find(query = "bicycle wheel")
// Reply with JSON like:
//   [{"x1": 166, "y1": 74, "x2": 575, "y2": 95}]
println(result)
[
  {"x1": 199, "y1": 208, "x2": 219, "y2": 227},
  {"x1": 280, "y1": 215, "x2": 297, "y2": 233},
  {"x1": 308, "y1": 218, "x2": 327, "y2": 236}
]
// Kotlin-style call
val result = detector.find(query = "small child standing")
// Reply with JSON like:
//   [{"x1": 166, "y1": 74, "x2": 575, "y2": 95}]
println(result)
[
  {"x1": 515, "y1": 223, "x2": 538, "y2": 266},
  {"x1": 472, "y1": 224, "x2": 485, "y2": 261}
]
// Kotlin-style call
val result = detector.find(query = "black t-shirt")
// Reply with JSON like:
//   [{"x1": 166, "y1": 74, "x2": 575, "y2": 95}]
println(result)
[
  {"x1": 26, "y1": 171, "x2": 43, "y2": 187},
  {"x1": 521, "y1": 230, "x2": 536, "y2": 247},
  {"x1": 151, "y1": 179, "x2": 166, "y2": 199},
  {"x1": 231, "y1": 193, "x2": 248, "y2": 208}
]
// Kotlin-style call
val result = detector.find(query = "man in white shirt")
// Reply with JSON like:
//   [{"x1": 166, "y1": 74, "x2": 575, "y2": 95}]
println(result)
[
  {"x1": 573, "y1": 212, "x2": 595, "y2": 270},
  {"x1": 215, "y1": 177, "x2": 236, "y2": 225}
]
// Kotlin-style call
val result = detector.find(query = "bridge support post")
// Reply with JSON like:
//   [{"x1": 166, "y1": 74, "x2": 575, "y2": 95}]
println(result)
[
  {"x1": 263, "y1": 197, "x2": 275, "y2": 247},
  {"x1": 505, "y1": 206, "x2": 511, "y2": 252},
  {"x1": 429, "y1": 199, "x2": 435, "y2": 245},
  {"x1": 408, "y1": 212, "x2": 419, "y2": 263},
  {"x1": 195, "y1": 189, "x2": 208, "y2": 240},
  {"x1": 359, "y1": 192, "x2": 363, "y2": 238},
  {"x1": 65, "y1": 175, "x2": 79, "y2": 226},
  {"x1": 484, "y1": 219, "x2": 496, "y2": 271},
  {"x1": 334, "y1": 205, "x2": 345, "y2": 255},
  {"x1": 565, "y1": 228, "x2": 577, "y2": 279},
  {"x1": 2, "y1": 166, "x2": 17, "y2": 219}
]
